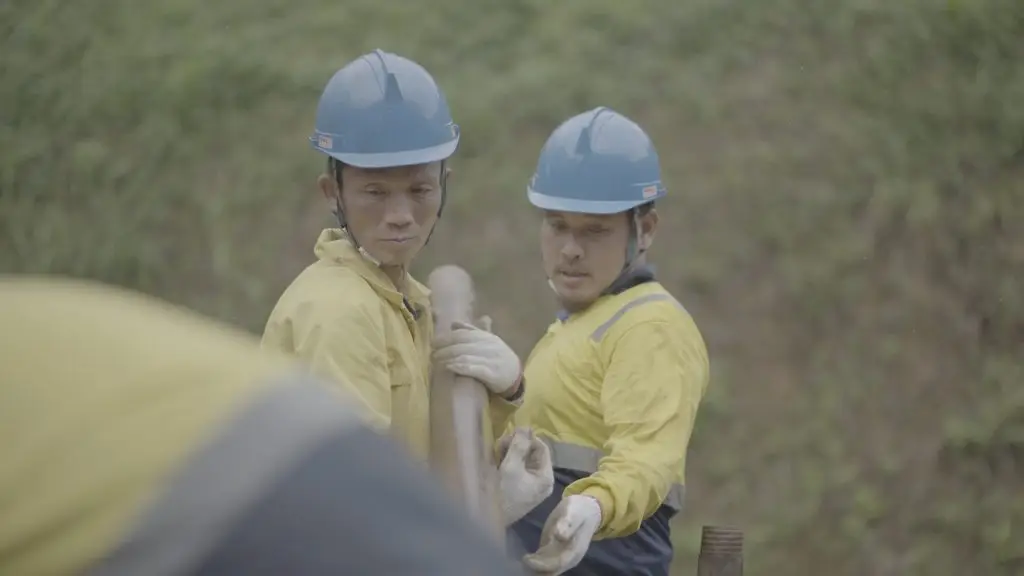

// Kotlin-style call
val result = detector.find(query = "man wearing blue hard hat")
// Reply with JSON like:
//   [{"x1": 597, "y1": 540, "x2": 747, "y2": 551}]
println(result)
[
  {"x1": 509, "y1": 107, "x2": 711, "y2": 575},
  {"x1": 261, "y1": 50, "x2": 553, "y2": 529}
]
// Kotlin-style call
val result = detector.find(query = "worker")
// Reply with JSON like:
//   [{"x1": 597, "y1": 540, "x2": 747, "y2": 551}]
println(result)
[
  {"x1": 508, "y1": 107, "x2": 711, "y2": 575},
  {"x1": 0, "y1": 277, "x2": 529, "y2": 576},
  {"x1": 260, "y1": 50, "x2": 552, "y2": 523}
]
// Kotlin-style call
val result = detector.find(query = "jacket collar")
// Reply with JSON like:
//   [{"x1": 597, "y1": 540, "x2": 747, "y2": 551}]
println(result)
[{"x1": 313, "y1": 228, "x2": 431, "y2": 317}]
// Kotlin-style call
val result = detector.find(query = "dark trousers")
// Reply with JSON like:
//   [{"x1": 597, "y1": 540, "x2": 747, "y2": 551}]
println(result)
[{"x1": 507, "y1": 469, "x2": 675, "y2": 576}]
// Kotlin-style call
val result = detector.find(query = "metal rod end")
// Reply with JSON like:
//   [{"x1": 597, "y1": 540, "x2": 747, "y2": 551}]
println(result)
[{"x1": 700, "y1": 525, "x2": 744, "y2": 555}]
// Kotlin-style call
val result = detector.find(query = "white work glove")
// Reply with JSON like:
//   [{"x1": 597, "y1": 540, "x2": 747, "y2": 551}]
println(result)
[
  {"x1": 432, "y1": 319, "x2": 522, "y2": 397},
  {"x1": 496, "y1": 428, "x2": 555, "y2": 525},
  {"x1": 522, "y1": 494, "x2": 603, "y2": 575}
]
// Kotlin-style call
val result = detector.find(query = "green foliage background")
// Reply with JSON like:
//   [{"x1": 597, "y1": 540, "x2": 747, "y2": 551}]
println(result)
[{"x1": 3, "y1": 0, "x2": 1023, "y2": 573}]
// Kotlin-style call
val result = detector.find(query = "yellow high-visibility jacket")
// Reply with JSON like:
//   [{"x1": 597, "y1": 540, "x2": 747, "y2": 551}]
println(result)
[
  {"x1": 0, "y1": 277, "x2": 520, "y2": 576},
  {"x1": 261, "y1": 228, "x2": 519, "y2": 460},
  {"x1": 511, "y1": 279, "x2": 709, "y2": 539},
  {"x1": 0, "y1": 278, "x2": 299, "y2": 575}
]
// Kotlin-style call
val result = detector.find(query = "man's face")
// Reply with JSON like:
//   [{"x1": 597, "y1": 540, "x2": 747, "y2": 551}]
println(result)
[
  {"x1": 540, "y1": 209, "x2": 656, "y2": 308},
  {"x1": 536, "y1": 206, "x2": 655, "y2": 305},
  {"x1": 320, "y1": 162, "x2": 444, "y2": 267}
]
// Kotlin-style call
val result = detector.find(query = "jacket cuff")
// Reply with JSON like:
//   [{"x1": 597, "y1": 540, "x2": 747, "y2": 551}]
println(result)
[
  {"x1": 500, "y1": 374, "x2": 525, "y2": 406},
  {"x1": 577, "y1": 486, "x2": 614, "y2": 538}
]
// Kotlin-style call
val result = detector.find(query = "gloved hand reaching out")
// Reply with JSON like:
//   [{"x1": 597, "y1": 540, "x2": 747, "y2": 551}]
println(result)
[
  {"x1": 522, "y1": 494, "x2": 602, "y2": 575},
  {"x1": 496, "y1": 428, "x2": 554, "y2": 525},
  {"x1": 432, "y1": 319, "x2": 522, "y2": 398}
]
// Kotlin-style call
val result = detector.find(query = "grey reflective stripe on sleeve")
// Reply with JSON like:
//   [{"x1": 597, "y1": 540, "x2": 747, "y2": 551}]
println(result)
[
  {"x1": 590, "y1": 293, "x2": 685, "y2": 341},
  {"x1": 90, "y1": 373, "x2": 362, "y2": 576},
  {"x1": 539, "y1": 437, "x2": 685, "y2": 512}
]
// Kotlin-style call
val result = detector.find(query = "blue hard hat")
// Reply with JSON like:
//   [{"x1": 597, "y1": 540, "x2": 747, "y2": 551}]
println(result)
[
  {"x1": 310, "y1": 50, "x2": 460, "y2": 168},
  {"x1": 528, "y1": 107, "x2": 665, "y2": 214}
]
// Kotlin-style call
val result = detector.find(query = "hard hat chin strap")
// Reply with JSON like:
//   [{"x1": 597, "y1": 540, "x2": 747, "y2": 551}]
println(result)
[
  {"x1": 328, "y1": 159, "x2": 381, "y2": 266},
  {"x1": 624, "y1": 210, "x2": 643, "y2": 268},
  {"x1": 333, "y1": 198, "x2": 383, "y2": 267},
  {"x1": 600, "y1": 209, "x2": 645, "y2": 295},
  {"x1": 423, "y1": 162, "x2": 448, "y2": 246}
]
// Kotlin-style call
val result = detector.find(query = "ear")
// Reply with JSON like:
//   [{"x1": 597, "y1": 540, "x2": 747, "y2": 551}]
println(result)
[
  {"x1": 317, "y1": 173, "x2": 338, "y2": 201},
  {"x1": 638, "y1": 209, "x2": 659, "y2": 251}
]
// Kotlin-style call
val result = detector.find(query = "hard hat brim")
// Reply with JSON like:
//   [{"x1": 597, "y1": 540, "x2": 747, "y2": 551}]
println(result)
[
  {"x1": 319, "y1": 137, "x2": 459, "y2": 169},
  {"x1": 527, "y1": 187, "x2": 652, "y2": 215}
]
